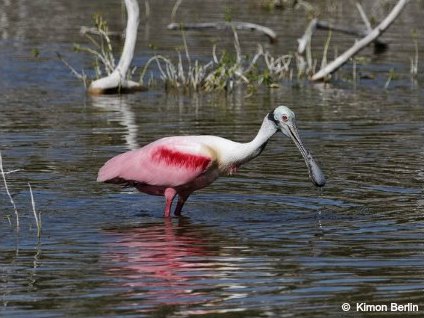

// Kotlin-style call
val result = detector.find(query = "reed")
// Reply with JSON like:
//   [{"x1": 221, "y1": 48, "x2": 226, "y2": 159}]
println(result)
[
  {"x1": 140, "y1": 28, "x2": 302, "y2": 92},
  {"x1": 140, "y1": 28, "x2": 254, "y2": 91},
  {"x1": 0, "y1": 151, "x2": 19, "y2": 230},
  {"x1": 319, "y1": 30, "x2": 332, "y2": 81},
  {"x1": 0, "y1": 152, "x2": 42, "y2": 239},
  {"x1": 410, "y1": 30, "x2": 419, "y2": 79},
  {"x1": 28, "y1": 183, "x2": 42, "y2": 239},
  {"x1": 384, "y1": 68, "x2": 397, "y2": 89}
]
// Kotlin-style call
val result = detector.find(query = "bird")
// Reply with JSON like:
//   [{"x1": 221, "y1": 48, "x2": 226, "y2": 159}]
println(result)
[{"x1": 97, "y1": 105, "x2": 326, "y2": 217}]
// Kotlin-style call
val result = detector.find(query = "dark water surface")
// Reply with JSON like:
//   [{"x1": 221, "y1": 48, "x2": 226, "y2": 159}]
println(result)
[{"x1": 1, "y1": 1, "x2": 424, "y2": 317}]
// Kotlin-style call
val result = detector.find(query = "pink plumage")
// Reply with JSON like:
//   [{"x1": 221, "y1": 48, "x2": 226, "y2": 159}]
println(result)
[
  {"x1": 97, "y1": 136, "x2": 219, "y2": 216},
  {"x1": 151, "y1": 146, "x2": 211, "y2": 171}
]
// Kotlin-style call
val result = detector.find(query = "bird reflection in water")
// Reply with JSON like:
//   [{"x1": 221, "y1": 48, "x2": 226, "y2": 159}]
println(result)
[{"x1": 103, "y1": 218, "x2": 223, "y2": 309}]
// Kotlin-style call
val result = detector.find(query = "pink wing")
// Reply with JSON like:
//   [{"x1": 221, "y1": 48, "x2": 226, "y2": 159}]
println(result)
[{"x1": 97, "y1": 137, "x2": 214, "y2": 188}]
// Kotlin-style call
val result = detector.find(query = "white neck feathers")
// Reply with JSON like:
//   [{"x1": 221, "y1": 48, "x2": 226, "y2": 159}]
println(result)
[{"x1": 227, "y1": 116, "x2": 277, "y2": 167}]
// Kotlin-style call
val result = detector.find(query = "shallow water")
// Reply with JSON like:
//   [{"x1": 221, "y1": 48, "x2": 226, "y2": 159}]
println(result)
[{"x1": 1, "y1": 1, "x2": 424, "y2": 317}]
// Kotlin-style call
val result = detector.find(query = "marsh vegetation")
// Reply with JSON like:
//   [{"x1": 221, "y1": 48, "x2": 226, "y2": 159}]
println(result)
[{"x1": 61, "y1": 0, "x2": 417, "y2": 94}]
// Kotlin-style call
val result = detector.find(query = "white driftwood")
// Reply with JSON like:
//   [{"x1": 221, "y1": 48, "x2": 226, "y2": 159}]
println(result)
[
  {"x1": 88, "y1": 0, "x2": 143, "y2": 94},
  {"x1": 311, "y1": 0, "x2": 409, "y2": 81},
  {"x1": 167, "y1": 21, "x2": 277, "y2": 43},
  {"x1": 297, "y1": 17, "x2": 387, "y2": 55}
]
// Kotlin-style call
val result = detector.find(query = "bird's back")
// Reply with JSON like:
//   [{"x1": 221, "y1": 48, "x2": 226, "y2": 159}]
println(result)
[{"x1": 97, "y1": 135, "x2": 232, "y2": 187}]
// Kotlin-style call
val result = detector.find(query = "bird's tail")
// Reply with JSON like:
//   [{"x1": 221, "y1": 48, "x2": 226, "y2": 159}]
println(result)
[{"x1": 97, "y1": 152, "x2": 128, "y2": 182}]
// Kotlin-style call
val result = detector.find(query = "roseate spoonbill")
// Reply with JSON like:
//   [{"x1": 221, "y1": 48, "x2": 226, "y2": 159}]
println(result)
[{"x1": 97, "y1": 105, "x2": 326, "y2": 217}]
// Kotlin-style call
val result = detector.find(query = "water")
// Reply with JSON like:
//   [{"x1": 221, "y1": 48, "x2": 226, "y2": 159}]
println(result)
[{"x1": 1, "y1": 0, "x2": 424, "y2": 317}]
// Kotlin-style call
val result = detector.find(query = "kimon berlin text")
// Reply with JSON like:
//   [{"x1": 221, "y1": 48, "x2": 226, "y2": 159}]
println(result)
[{"x1": 356, "y1": 303, "x2": 419, "y2": 312}]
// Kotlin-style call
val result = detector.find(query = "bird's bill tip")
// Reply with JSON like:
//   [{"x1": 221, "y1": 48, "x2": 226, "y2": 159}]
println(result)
[
  {"x1": 284, "y1": 125, "x2": 326, "y2": 188},
  {"x1": 307, "y1": 155, "x2": 326, "y2": 187}
]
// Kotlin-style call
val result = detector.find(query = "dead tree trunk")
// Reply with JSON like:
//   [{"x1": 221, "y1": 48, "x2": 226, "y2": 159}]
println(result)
[{"x1": 88, "y1": 0, "x2": 143, "y2": 94}]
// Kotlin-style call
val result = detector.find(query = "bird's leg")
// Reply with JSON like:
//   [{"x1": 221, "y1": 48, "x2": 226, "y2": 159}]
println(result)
[
  {"x1": 163, "y1": 188, "x2": 177, "y2": 217},
  {"x1": 174, "y1": 193, "x2": 190, "y2": 216}
]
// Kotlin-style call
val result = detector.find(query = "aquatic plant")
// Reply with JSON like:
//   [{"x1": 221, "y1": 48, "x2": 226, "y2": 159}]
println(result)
[
  {"x1": 28, "y1": 183, "x2": 41, "y2": 239},
  {"x1": 57, "y1": 13, "x2": 115, "y2": 89},
  {"x1": 384, "y1": 68, "x2": 399, "y2": 89},
  {"x1": 75, "y1": 14, "x2": 117, "y2": 80},
  {"x1": 0, "y1": 151, "x2": 19, "y2": 229},
  {"x1": 0, "y1": 151, "x2": 42, "y2": 239},
  {"x1": 140, "y1": 36, "x2": 275, "y2": 91},
  {"x1": 410, "y1": 30, "x2": 419, "y2": 79}
]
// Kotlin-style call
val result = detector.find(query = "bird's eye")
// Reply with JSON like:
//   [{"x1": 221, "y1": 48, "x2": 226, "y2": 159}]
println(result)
[{"x1": 281, "y1": 115, "x2": 288, "y2": 122}]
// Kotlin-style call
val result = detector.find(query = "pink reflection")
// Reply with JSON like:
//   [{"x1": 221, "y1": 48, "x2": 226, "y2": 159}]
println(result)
[{"x1": 104, "y1": 218, "x2": 218, "y2": 307}]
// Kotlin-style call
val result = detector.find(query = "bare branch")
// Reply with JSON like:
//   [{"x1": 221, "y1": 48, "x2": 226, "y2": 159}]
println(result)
[
  {"x1": 311, "y1": 0, "x2": 409, "y2": 81},
  {"x1": 80, "y1": 26, "x2": 123, "y2": 38},
  {"x1": 315, "y1": 20, "x2": 387, "y2": 49},
  {"x1": 167, "y1": 21, "x2": 277, "y2": 44}
]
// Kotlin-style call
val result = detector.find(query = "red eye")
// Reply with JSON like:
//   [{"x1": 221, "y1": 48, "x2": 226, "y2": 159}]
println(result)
[{"x1": 282, "y1": 115, "x2": 288, "y2": 122}]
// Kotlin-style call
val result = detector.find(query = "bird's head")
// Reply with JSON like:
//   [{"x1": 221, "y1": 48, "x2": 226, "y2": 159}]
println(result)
[{"x1": 268, "y1": 105, "x2": 326, "y2": 187}]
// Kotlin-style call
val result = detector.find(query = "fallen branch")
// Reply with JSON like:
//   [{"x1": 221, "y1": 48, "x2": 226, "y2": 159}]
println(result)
[
  {"x1": 311, "y1": 0, "x2": 409, "y2": 81},
  {"x1": 315, "y1": 21, "x2": 388, "y2": 51},
  {"x1": 88, "y1": 0, "x2": 144, "y2": 94},
  {"x1": 80, "y1": 26, "x2": 123, "y2": 38},
  {"x1": 298, "y1": 18, "x2": 388, "y2": 55},
  {"x1": 167, "y1": 21, "x2": 277, "y2": 43}
]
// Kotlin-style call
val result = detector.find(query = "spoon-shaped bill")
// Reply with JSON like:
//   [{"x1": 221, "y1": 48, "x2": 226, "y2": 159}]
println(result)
[
  {"x1": 286, "y1": 125, "x2": 326, "y2": 187},
  {"x1": 304, "y1": 152, "x2": 326, "y2": 187}
]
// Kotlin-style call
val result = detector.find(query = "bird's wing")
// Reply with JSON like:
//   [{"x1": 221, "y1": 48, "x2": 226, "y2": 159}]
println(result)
[{"x1": 97, "y1": 136, "x2": 217, "y2": 187}]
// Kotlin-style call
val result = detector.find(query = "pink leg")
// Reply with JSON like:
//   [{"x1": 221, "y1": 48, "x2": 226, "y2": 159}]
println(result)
[
  {"x1": 174, "y1": 193, "x2": 190, "y2": 216},
  {"x1": 163, "y1": 188, "x2": 177, "y2": 217}
]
